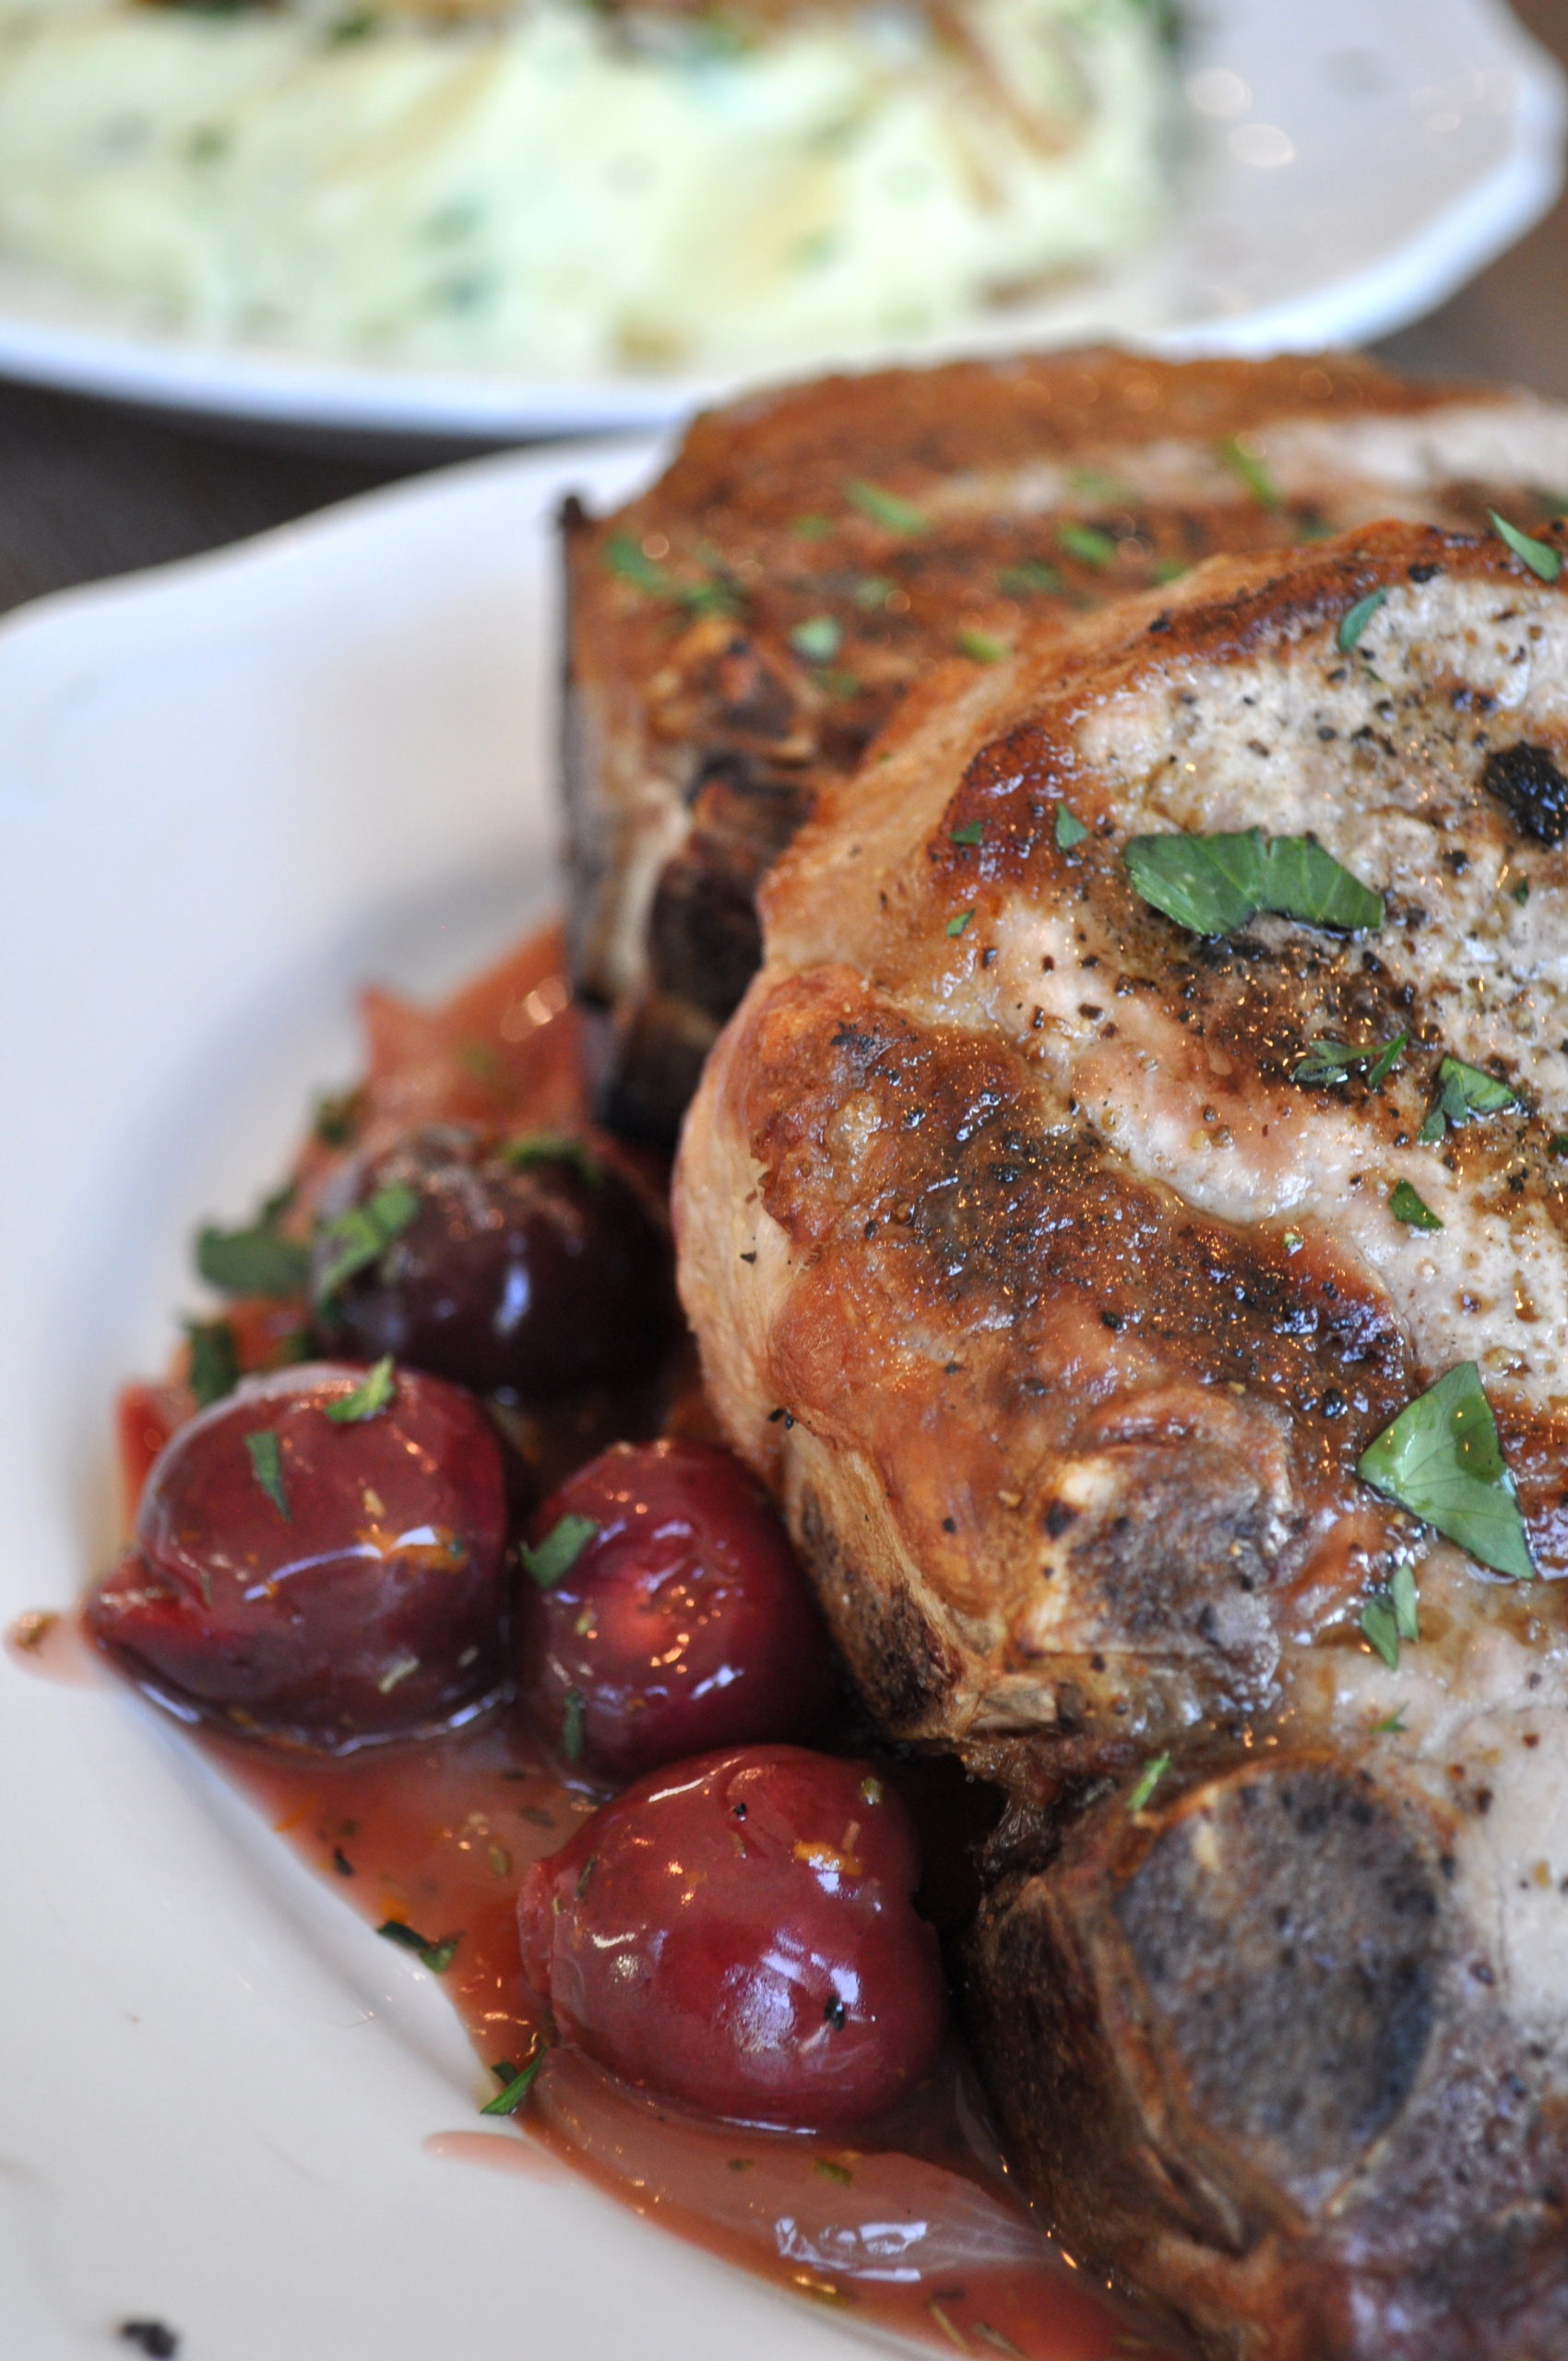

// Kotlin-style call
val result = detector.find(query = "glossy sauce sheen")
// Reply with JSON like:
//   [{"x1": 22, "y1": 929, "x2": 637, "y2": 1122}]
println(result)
[{"x1": 84, "y1": 929, "x2": 1183, "y2": 2361}]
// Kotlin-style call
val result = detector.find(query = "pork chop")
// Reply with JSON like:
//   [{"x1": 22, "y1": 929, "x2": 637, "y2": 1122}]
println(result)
[
  {"x1": 674, "y1": 518, "x2": 1568, "y2": 2356},
  {"x1": 564, "y1": 349, "x2": 1568, "y2": 1136}
]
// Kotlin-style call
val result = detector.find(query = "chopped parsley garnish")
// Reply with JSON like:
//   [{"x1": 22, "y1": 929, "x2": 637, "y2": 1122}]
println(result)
[
  {"x1": 1513, "y1": 877, "x2": 1531, "y2": 905},
  {"x1": 945, "y1": 908, "x2": 975, "y2": 937},
  {"x1": 790, "y1": 614, "x2": 843, "y2": 664},
  {"x1": 604, "y1": 533, "x2": 740, "y2": 614},
  {"x1": 846, "y1": 481, "x2": 930, "y2": 536},
  {"x1": 998, "y1": 559, "x2": 1062, "y2": 597},
  {"x1": 184, "y1": 1317, "x2": 239, "y2": 1409},
  {"x1": 1372, "y1": 1705, "x2": 1409, "y2": 1736},
  {"x1": 1364, "y1": 1031, "x2": 1408, "y2": 1090},
  {"x1": 500, "y1": 1132, "x2": 602, "y2": 1187},
  {"x1": 813, "y1": 2157, "x2": 853, "y2": 2186},
  {"x1": 1054, "y1": 805, "x2": 1088, "y2": 850},
  {"x1": 561, "y1": 1688, "x2": 587, "y2": 1762},
  {"x1": 1127, "y1": 1752, "x2": 1170, "y2": 1812},
  {"x1": 312, "y1": 1088, "x2": 360, "y2": 1147},
  {"x1": 244, "y1": 1430, "x2": 290, "y2": 1520},
  {"x1": 1389, "y1": 1179, "x2": 1443, "y2": 1232},
  {"x1": 312, "y1": 1181, "x2": 420, "y2": 1305},
  {"x1": 522, "y1": 1513, "x2": 598, "y2": 1589},
  {"x1": 852, "y1": 575, "x2": 895, "y2": 610},
  {"x1": 1416, "y1": 1054, "x2": 1521, "y2": 1145},
  {"x1": 196, "y1": 1209, "x2": 309, "y2": 1299},
  {"x1": 480, "y1": 2049, "x2": 546, "y2": 2116},
  {"x1": 1218, "y1": 435, "x2": 1283, "y2": 510},
  {"x1": 1360, "y1": 1562, "x2": 1420, "y2": 1670},
  {"x1": 1551, "y1": 1133, "x2": 1568, "y2": 1158},
  {"x1": 377, "y1": 1919, "x2": 460, "y2": 1973},
  {"x1": 956, "y1": 627, "x2": 1008, "y2": 664},
  {"x1": 1336, "y1": 588, "x2": 1387, "y2": 654},
  {"x1": 1123, "y1": 828, "x2": 1384, "y2": 937},
  {"x1": 325, "y1": 1356, "x2": 396, "y2": 1424},
  {"x1": 1057, "y1": 521, "x2": 1116, "y2": 569},
  {"x1": 1292, "y1": 1031, "x2": 1406, "y2": 1087},
  {"x1": 949, "y1": 819, "x2": 985, "y2": 847},
  {"x1": 1489, "y1": 510, "x2": 1562, "y2": 584},
  {"x1": 1358, "y1": 1362, "x2": 1535, "y2": 1581}
]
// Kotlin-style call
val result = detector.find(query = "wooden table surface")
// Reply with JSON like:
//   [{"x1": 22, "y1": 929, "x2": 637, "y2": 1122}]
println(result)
[{"x1": 1, "y1": 0, "x2": 1565, "y2": 617}]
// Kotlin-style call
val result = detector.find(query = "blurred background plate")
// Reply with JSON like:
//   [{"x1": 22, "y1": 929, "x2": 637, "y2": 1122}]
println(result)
[{"x1": 0, "y1": 0, "x2": 1557, "y2": 444}]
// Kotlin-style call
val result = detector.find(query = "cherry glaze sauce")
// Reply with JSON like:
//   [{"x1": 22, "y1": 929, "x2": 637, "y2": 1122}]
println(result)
[{"x1": 70, "y1": 929, "x2": 1183, "y2": 2361}]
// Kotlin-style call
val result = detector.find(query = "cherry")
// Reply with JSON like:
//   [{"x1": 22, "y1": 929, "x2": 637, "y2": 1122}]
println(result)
[
  {"x1": 311, "y1": 1125, "x2": 675, "y2": 1405},
  {"x1": 517, "y1": 1440, "x2": 836, "y2": 1780},
  {"x1": 88, "y1": 1362, "x2": 509, "y2": 1751},
  {"x1": 518, "y1": 1746, "x2": 945, "y2": 2130}
]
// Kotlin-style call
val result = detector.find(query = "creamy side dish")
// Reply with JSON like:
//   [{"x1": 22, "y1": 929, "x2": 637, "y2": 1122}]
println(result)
[{"x1": 0, "y1": 0, "x2": 1170, "y2": 371}]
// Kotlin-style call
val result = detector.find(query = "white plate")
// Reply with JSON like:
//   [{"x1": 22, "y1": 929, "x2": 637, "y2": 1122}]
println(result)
[
  {"x1": 0, "y1": 0, "x2": 1560, "y2": 444},
  {"x1": 0, "y1": 433, "x2": 921, "y2": 2361}
]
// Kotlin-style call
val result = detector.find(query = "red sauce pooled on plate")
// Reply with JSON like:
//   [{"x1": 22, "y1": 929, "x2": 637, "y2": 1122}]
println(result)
[{"x1": 56, "y1": 929, "x2": 1187, "y2": 2361}]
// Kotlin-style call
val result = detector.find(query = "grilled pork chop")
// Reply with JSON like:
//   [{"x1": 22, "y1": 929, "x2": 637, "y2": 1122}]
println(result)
[
  {"x1": 564, "y1": 349, "x2": 1568, "y2": 1137},
  {"x1": 674, "y1": 520, "x2": 1568, "y2": 2357}
]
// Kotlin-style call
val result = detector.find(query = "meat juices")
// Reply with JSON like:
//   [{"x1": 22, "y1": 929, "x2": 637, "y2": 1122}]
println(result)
[{"x1": 675, "y1": 521, "x2": 1568, "y2": 2357}]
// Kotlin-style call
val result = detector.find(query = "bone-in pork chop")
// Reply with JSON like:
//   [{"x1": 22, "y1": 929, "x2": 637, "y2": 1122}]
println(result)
[
  {"x1": 564, "y1": 349, "x2": 1568, "y2": 1136},
  {"x1": 674, "y1": 519, "x2": 1568, "y2": 2356}
]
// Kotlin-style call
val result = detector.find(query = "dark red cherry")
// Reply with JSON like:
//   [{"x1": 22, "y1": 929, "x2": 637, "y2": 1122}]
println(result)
[
  {"x1": 88, "y1": 1362, "x2": 508, "y2": 1751},
  {"x1": 518, "y1": 1746, "x2": 945, "y2": 2129},
  {"x1": 312, "y1": 1126, "x2": 675, "y2": 1405},
  {"x1": 518, "y1": 1440, "x2": 836, "y2": 1780}
]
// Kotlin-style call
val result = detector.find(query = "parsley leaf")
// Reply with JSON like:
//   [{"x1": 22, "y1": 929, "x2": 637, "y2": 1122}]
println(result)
[
  {"x1": 196, "y1": 1214, "x2": 309, "y2": 1299},
  {"x1": 1057, "y1": 521, "x2": 1117, "y2": 569},
  {"x1": 949, "y1": 819, "x2": 984, "y2": 847},
  {"x1": 1128, "y1": 1753, "x2": 1171, "y2": 1811},
  {"x1": 1358, "y1": 1362, "x2": 1535, "y2": 1580},
  {"x1": 184, "y1": 1317, "x2": 239, "y2": 1408},
  {"x1": 312, "y1": 1088, "x2": 360, "y2": 1147},
  {"x1": 1336, "y1": 589, "x2": 1387, "y2": 654},
  {"x1": 1389, "y1": 1180, "x2": 1443, "y2": 1232},
  {"x1": 945, "y1": 908, "x2": 975, "y2": 938},
  {"x1": 1360, "y1": 1562, "x2": 1420, "y2": 1671},
  {"x1": 790, "y1": 614, "x2": 843, "y2": 665},
  {"x1": 480, "y1": 2049, "x2": 546, "y2": 2116},
  {"x1": 956, "y1": 627, "x2": 1008, "y2": 664},
  {"x1": 998, "y1": 559, "x2": 1062, "y2": 597},
  {"x1": 1055, "y1": 805, "x2": 1088, "y2": 851},
  {"x1": 244, "y1": 1430, "x2": 290, "y2": 1519},
  {"x1": 1364, "y1": 1030, "x2": 1408, "y2": 1089},
  {"x1": 604, "y1": 532, "x2": 739, "y2": 615},
  {"x1": 1292, "y1": 1039, "x2": 1359, "y2": 1086},
  {"x1": 1218, "y1": 435, "x2": 1283, "y2": 510},
  {"x1": 377, "y1": 1919, "x2": 460, "y2": 1973},
  {"x1": 1416, "y1": 1054, "x2": 1521, "y2": 1144},
  {"x1": 846, "y1": 481, "x2": 930, "y2": 536},
  {"x1": 522, "y1": 1513, "x2": 598, "y2": 1590},
  {"x1": 561, "y1": 1688, "x2": 587, "y2": 1762},
  {"x1": 500, "y1": 1133, "x2": 602, "y2": 1187},
  {"x1": 1293, "y1": 1031, "x2": 1406, "y2": 1088},
  {"x1": 1489, "y1": 510, "x2": 1562, "y2": 584},
  {"x1": 1069, "y1": 467, "x2": 1134, "y2": 504},
  {"x1": 313, "y1": 1182, "x2": 420, "y2": 1306},
  {"x1": 325, "y1": 1356, "x2": 396, "y2": 1424},
  {"x1": 1123, "y1": 828, "x2": 1384, "y2": 936}
]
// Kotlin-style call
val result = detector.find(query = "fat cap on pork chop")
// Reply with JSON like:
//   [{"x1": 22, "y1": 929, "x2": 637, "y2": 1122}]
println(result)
[
  {"x1": 564, "y1": 348, "x2": 1568, "y2": 1138},
  {"x1": 674, "y1": 520, "x2": 1568, "y2": 2356}
]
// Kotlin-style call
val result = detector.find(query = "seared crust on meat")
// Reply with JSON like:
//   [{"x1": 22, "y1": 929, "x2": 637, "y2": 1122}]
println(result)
[
  {"x1": 674, "y1": 519, "x2": 1568, "y2": 2355},
  {"x1": 564, "y1": 348, "x2": 1568, "y2": 1134}
]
